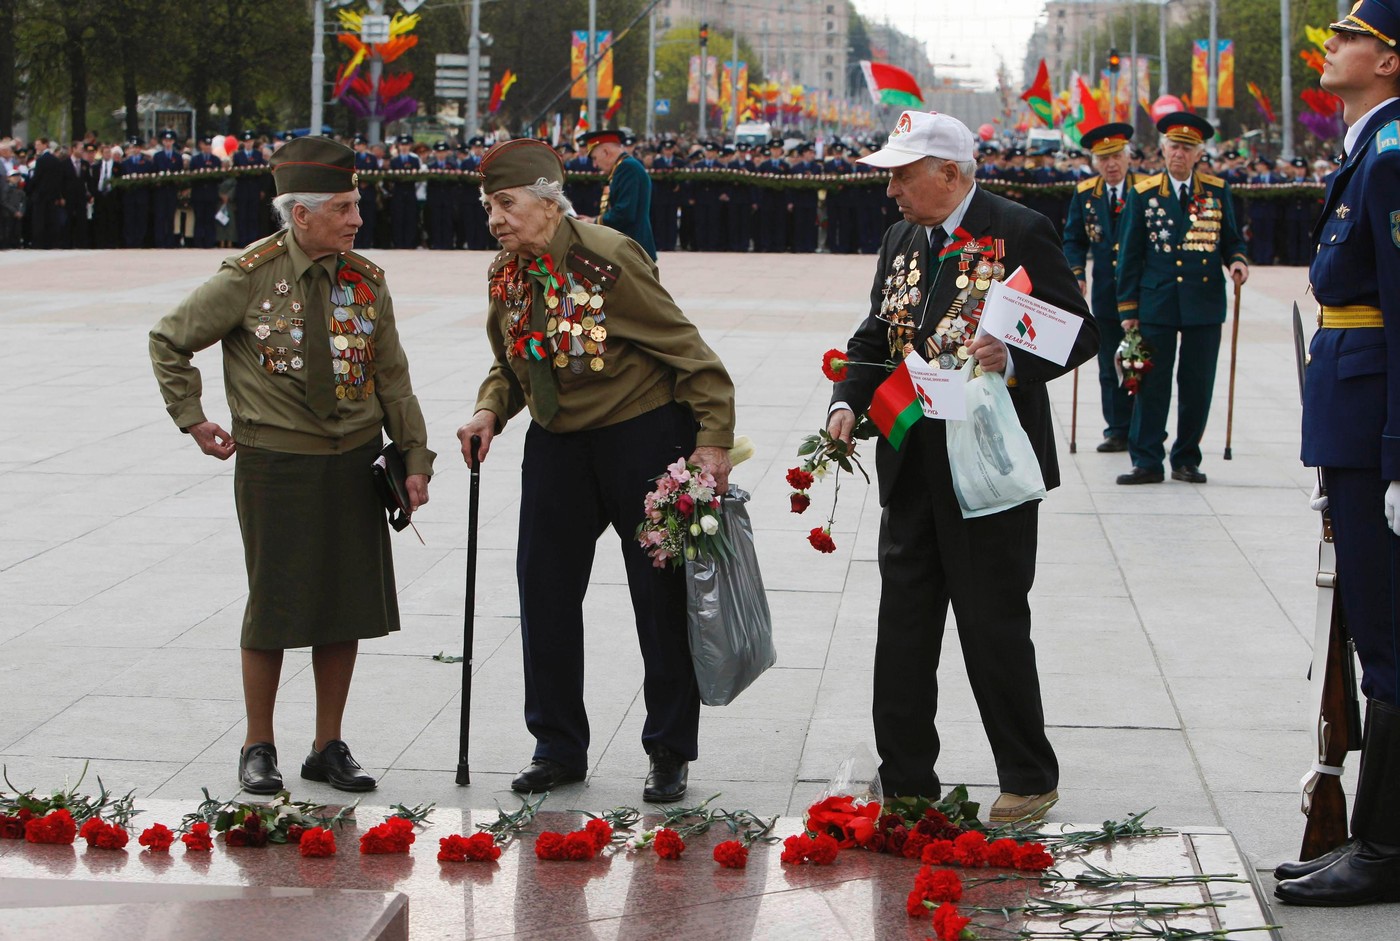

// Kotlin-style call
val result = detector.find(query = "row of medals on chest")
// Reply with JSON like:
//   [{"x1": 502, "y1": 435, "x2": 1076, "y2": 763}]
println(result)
[
  {"x1": 254, "y1": 276, "x2": 378, "y2": 399},
  {"x1": 1146, "y1": 195, "x2": 1222, "y2": 252},
  {"x1": 881, "y1": 247, "x2": 1004, "y2": 370},
  {"x1": 511, "y1": 274, "x2": 611, "y2": 374}
]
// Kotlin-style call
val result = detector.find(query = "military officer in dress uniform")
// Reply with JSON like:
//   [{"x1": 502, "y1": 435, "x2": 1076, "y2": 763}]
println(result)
[
  {"x1": 151, "y1": 130, "x2": 183, "y2": 247},
  {"x1": 233, "y1": 131, "x2": 268, "y2": 247},
  {"x1": 120, "y1": 138, "x2": 152, "y2": 248},
  {"x1": 389, "y1": 135, "x2": 422, "y2": 249},
  {"x1": 825, "y1": 143, "x2": 856, "y2": 254},
  {"x1": 688, "y1": 141, "x2": 723, "y2": 251},
  {"x1": 1063, "y1": 123, "x2": 1138, "y2": 453},
  {"x1": 149, "y1": 136, "x2": 434, "y2": 796},
  {"x1": 455, "y1": 139, "x2": 735, "y2": 803},
  {"x1": 650, "y1": 138, "x2": 684, "y2": 252},
  {"x1": 1115, "y1": 112, "x2": 1249, "y2": 485},
  {"x1": 352, "y1": 135, "x2": 379, "y2": 250},
  {"x1": 577, "y1": 130, "x2": 656, "y2": 260},
  {"x1": 189, "y1": 136, "x2": 222, "y2": 248},
  {"x1": 755, "y1": 138, "x2": 790, "y2": 252},
  {"x1": 1274, "y1": 0, "x2": 1400, "y2": 906},
  {"x1": 460, "y1": 136, "x2": 493, "y2": 250},
  {"x1": 789, "y1": 142, "x2": 820, "y2": 253},
  {"x1": 426, "y1": 140, "x2": 457, "y2": 250}
]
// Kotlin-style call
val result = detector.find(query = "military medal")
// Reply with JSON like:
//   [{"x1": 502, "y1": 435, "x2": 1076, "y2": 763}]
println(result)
[
  {"x1": 275, "y1": 316, "x2": 288, "y2": 332},
  {"x1": 259, "y1": 299, "x2": 273, "y2": 313},
  {"x1": 255, "y1": 315, "x2": 271, "y2": 339},
  {"x1": 290, "y1": 318, "x2": 305, "y2": 343},
  {"x1": 290, "y1": 355, "x2": 303, "y2": 370},
  {"x1": 274, "y1": 279, "x2": 290, "y2": 296}
]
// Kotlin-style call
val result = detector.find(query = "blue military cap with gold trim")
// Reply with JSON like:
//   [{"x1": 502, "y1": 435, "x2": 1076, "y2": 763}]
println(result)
[{"x1": 1332, "y1": 0, "x2": 1400, "y2": 47}]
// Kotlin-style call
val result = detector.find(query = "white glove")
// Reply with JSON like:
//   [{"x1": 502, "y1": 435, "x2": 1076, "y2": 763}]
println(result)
[
  {"x1": 1310, "y1": 482, "x2": 1329, "y2": 513},
  {"x1": 1386, "y1": 482, "x2": 1400, "y2": 538}
]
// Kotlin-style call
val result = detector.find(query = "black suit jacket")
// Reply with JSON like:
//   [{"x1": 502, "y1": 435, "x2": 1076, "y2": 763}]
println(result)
[
  {"x1": 29, "y1": 151, "x2": 66, "y2": 202},
  {"x1": 833, "y1": 186, "x2": 1098, "y2": 506}
]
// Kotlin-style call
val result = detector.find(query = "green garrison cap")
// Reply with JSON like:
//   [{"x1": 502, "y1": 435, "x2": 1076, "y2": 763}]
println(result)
[
  {"x1": 478, "y1": 138, "x2": 565, "y2": 194},
  {"x1": 269, "y1": 136, "x2": 358, "y2": 195}
]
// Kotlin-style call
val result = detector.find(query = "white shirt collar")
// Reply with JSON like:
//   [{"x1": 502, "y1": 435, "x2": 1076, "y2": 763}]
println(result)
[
  {"x1": 1344, "y1": 97, "x2": 1400, "y2": 157},
  {"x1": 925, "y1": 183, "x2": 978, "y2": 246}
]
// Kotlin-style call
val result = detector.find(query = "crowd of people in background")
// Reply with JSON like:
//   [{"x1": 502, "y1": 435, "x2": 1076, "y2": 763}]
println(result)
[{"x1": 0, "y1": 127, "x2": 1334, "y2": 264}]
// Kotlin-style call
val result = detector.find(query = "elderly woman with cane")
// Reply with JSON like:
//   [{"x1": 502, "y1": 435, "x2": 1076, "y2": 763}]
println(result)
[{"x1": 455, "y1": 139, "x2": 735, "y2": 803}]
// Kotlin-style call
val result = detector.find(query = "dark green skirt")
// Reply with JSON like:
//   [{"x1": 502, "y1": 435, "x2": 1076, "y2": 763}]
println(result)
[{"x1": 233, "y1": 437, "x2": 400, "y2": 650}]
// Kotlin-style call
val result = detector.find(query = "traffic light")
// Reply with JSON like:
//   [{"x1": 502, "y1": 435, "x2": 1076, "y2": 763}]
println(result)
[
  {"x1": 1108, "y1": 49, "x2": 1121, "y2": 74},
  {"x1": 700, "y1": 22, "x2": 709, "y2": 47}
]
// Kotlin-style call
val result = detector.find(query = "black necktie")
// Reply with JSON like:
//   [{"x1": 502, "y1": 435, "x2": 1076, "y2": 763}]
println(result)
[
  {"x1": 1178, "y1": 184, "x2": 1190, "y2": 211},
  {"x1": 929, "y1": 225, "x2": 948, "y2": 251}
]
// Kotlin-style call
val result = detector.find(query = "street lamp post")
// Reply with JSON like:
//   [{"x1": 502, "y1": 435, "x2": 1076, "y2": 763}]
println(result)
[
  {"x1": 1282, "y1": 0, "x2": 1294, "y2": 158},
  {"x1": 646, "y1": 9, "x2": 657, "y2": 139},
  {"x1": 467, "y1": 0, "x2": 482, "y2": 137},
  {"x1": 311, "y1": 0, "x2": 325, "y2": 136}
]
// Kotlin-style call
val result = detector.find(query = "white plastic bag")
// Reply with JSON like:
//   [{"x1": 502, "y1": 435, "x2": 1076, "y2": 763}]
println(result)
[{"x1": 945, "y1": 369, "x2": 1046, "y2": 518}]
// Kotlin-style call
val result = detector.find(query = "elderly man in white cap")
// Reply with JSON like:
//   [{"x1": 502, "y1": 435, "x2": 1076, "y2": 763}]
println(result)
[{"x1": 827, "y1": 111, "x2": 1098, "y2": 822}]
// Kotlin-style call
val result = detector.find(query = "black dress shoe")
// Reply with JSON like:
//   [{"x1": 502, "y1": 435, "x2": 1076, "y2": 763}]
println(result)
[
  {"x1": 510, "y1": 758, "x2": 585, "y2": 793},
  {"x1": 1274, "y1": 842, "x2": 1353, "y2": 881},
  {"x1": 300, "y1": 740, "x2": 377, "y2": 792},
  {"x1": 1096, "y1": 436, "x2": 1128, "y2": 453},
  {"x1": 1171, "y1": 465, "x2": 1207, "y2": 484},
  {"x1": 239, "y1": 742, "x2": 283, "y2": 795},
  {"x1": 1116, "y1": 467, "x2": 1164, "y2": 485},
  {"x1": 1275, "y1": 840, "x2": 1400, "y2": 906},
  {"x1": 642, "y1": 747, "x2": 689, "y2": 803}
]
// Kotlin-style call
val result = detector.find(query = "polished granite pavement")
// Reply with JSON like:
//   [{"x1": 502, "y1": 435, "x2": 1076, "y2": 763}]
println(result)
[{"x1": 0, "y1": 247, "x2": 1382, "y2": 937}]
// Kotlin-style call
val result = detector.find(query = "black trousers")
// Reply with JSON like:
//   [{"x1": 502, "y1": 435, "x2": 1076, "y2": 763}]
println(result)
[
  {"x1": 1128, "y1": 323, "x2": 1221, "y2": 474},
  {"x1": 1328, "y1": 466, "x2": 1400, "y2": 705},
  {"x1": 517, "y1": 403, "x2": 700, "y2": 771},
  {"x1": 874, "y1": 422, "x2": 1059, "y2": 797}
]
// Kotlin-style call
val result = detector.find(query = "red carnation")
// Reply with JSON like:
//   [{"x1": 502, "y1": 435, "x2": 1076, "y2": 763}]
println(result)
[
  {"x1": 652, "y1": 827, "x2": 686, "y2": 859},
  {"x1": 713, "y1": 839, "x2": 748, "y2": 868},
  {"x1": 808, "y1": 527, "x2": 836, "y2": 553},
  {"x1": 80, "y1": 817, "x2": 129, "y2": 850},
  {"x1": 298, "y1": 826, "x2": 336, "y2": 858},
  {"x1": 921, "y1": 840, "x2": 956, "y2": 865},
  {"x1": 790, "y1": 492, "x2": 811, "y2": 514},
  {"x1": 822, "y1": 348, "x2": 850, "y2": 382},
  {"x1": 902, "y1": 830, "x2": 931, "y2": 859},
  {"x1": 781, "y1": 833, "x2": 812, "y2": 864},
  {"x1": 1014, "y1": 841, "x2": 1054, "y2": 871},
  {"x1": 952, "y1": 830, "x2": 989, "y2": 867},
  {"x1": 25, "y1": 808, "x2": 77, "y2": 845},
  {"x1": 806, "y1": 833, "x2": 840, "y2": 865},
  {"x1": 786, "y1": 467, "x2": 815, "y2": 490},
  {"x1": 932, "y1": 902, "x2": 972, "y2": 941},
  {"x1": 138, "y1": 823, "x2": 175, "y2": 853},
  {"x1": 439, "y1": 832, "x2": 502, "y2": 862},
  {"x1": 565, "y1": 830, "x2": 599, "y2": 860},
  {"x1": 584, "y1": 818, "x2": 613, "y2": 853},
  {"x1": 923, "y1": 868, "x2": 963, "y2": 903},
  {"x1": 534, "y1": 831, "x2": 567, "y2": 860},
  {"x1": 181, "y1": 822, "x2": 213, "y2": 852},
  {"x1": 986, "y1": 837, "x2": 1019, "y2": 868},
  {"x1": 0, "y1": 809, "x2": 33, "y2": 840},
  {"x1": 360, "y1": 816, "x2": 415, "y2": 855}
]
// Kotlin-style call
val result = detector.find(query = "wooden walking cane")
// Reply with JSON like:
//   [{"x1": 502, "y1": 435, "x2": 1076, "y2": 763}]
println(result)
[
  {"x1": 456, "y1": 435, "x2": 482, "y2": 786},
  {"x1": 1069, "y1": 367, "x2": 1079, "y2": 454},
  {"x1": 1223, "y1": 280, "x2": 1242, "y2": 460}
]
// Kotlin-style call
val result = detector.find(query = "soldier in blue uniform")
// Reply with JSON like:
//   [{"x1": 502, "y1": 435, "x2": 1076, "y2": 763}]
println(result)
[
  {"x1": 651, "y1": 139, "x2": 684, "y2": 251},
  {"x1": 788, "y1": 142, "x2": 819, "y2": 253},
  {"x1": 1247, "y1": 157, "x2": 1279, "y2": 265},
  {"x1": 151, "y1": 130, "x2": 183, "y2": 248},
  {"x1": 754, "y1": 138, "x2": 790, "y2": 252},
  {"x1": 688, "y1": 141, "x2": 722, "y2": 251},
  {"x1": 187, "y1": 136, "x2": 222, "y2": 248},
  {"x1": 426, "y1": 140, "x2": 457, "y2": 250},
  {"x1": 824, "y1": 143, "x2": 855, "y2": 253},
  {"x1": 1063, "y1": 123, "x2": 1139, "y2": 452},
  {"x1": 1274, "y1": 0, "x2": 1400, "y2": 907},
  {"x1": 352, "y1": 135, "x2": 379, "y2": 250},
  {"x1": 460, "y1": 136, "x2": 492, "y2": 249},
  {"x1": 121, "y1": 138, "x2": 152, "y2": 248},
  {"x1": 1115, "y1": 112, "x2": 1249, "y2": 485},
  {"x1": 389, "y1": 135, "x2": 422, "y2": 249},
  {"x1": 232, "y1": 131, "x2": 267, "y2": 247}
]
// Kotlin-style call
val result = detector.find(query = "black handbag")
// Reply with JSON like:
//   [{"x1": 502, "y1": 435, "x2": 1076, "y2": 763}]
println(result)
[{"x1": 371, "y1": 442, "x2": 414, "y2": 533}]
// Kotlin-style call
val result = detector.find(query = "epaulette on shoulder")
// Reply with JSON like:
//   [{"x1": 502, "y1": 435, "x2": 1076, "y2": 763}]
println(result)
[
  {"x1": 488, "y1": 248, "x2": 513, "y2": 276},
  {"x1": 1376, "y1": 120, "x2": 1400, "y2": 154},
  {"x1": 234, "y1": 233, "x2": 288, "y2": 273},
  {"x1": 1197, "y1": 172, "x2": 1225, "y2": 187},
  {"x1": 1077, "y1": 177, "x2": 1097, "y2": 193},
  {"x1": 1134, "y1": 174, "x2": 1162, "y2": 194},
  {"x1": 339, "y1": 249, "x2": 385, "y2": 285}
]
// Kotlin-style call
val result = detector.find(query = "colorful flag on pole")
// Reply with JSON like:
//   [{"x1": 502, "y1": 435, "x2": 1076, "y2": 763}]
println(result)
[
  {"x1": 859, "y1": 60, "x2": 924, "y2": 108},
  {"x1": 1021, "y1": 60, "x2": 1053, "y2": 128},
  {"x1": 603, "y1": 85, "x2": 622, "y2": 123},
  {"x1": 1246, "y1": 81, "x2": 1275, "y2": 123},
  {"x1": 869, "y1": 360, "x2": 923, "y2": 450},
  {"x1": 488, "y1": 69, "x2": 517, "y2": 115}
]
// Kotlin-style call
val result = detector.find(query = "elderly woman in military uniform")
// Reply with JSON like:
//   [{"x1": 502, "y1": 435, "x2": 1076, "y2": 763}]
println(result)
[
  {"x1": 456, "y1": 139, "x2": 736, "y2": 804},
  {"x1": 150, "y1": 137, "x2": 434, "y2": 796}
]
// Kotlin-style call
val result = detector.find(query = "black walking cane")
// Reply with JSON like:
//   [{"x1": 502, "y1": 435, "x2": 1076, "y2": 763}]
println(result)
[
  {"x1": 1223, "y1": 280, "x2": 1242, "y2": 460},
  {"x1": 456, "y1": 435, "x2": 481, "y2": 786}
]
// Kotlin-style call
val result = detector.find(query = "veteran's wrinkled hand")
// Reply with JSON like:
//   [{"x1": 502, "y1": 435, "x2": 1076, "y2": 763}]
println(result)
[
  {"x1": 457, "y1": 410, "x2": 497, "y2": 464},
  {"x1": 186, "y1": 420, "x2": 236, "y2": 460},
  {"x1": 690, "y1": 445, "x2": 732, "y2": 495}
]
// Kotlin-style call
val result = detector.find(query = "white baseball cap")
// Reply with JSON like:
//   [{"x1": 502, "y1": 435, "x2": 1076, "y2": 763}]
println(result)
[{"x1": 858, "y1": 111, "x2": 976, "y2": 168}]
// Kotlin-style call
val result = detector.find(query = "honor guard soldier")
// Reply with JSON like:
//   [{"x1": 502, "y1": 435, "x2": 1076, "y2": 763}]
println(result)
[
  {"x1": 563, "y1": 139, "x2": 600, "y2": 222},
  {"x1": 789, "y1": 142, "x2": 820, "y2": 252},
  {"x1": 150, "y1": 136, "x2": 434, "y2": 796},
  {"x1": 189, "y1": 136, "x2": 222, "y2": 248},
  {"x1": 689, "y1": 141, "x2": 724, "y2": 251},
  {"x1": 825, "y1": 143, "x2": 856, "y2": 253},
  {"x1": 578, "y1": 130, "x2": 657, "y2": 260},
  {"x1": 352, "y1": 134, "x2": 379, "y2": 250},
  {"x1": 426, "y1": 140, "x2": 457, "y2": 250},
  {"x1": 1114, "y1": 111, "x2": 1248, "y2": 485},
  {"x1": 1275, "y1": 0, "x2": 1400, "y2": 906},
  {"x1": 120, "y1": 138, "x2": 152, "y2": 248},
  {"x1": 456, "y1": 139, "x2": 735, "y2": 802},
  {"x1": 233, "y1": 131, "x2": 268, "y2": 246},
  {"x1": 151, "y1": 130, "x2": 183, "y2": 248},
  {"x1": 388, "y1": 135, "x2": 422, "y2": 248},
  {"x1": 460, "y1": 136, "x2": 493, "y2": 249},
  {"x1": 755, "y1": 138, "x2": 790, "y2": 252},
  {"x1": 1063, "y1": 123, "x2": 1139, "y2": 452},
  {"x1": 651, "y1": 138, "x2": 684, "y2": 251}
]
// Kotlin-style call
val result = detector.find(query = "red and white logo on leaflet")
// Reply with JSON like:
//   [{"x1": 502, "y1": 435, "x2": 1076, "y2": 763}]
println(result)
[{"x1": 893, "y1": 112, "x2": 913, "y2": 136}]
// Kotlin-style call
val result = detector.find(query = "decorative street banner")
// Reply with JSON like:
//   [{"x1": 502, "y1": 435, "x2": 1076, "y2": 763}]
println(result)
[
  {"x1": 688, "y1": 55, "x2": 720, "y2": 105},
  {"x1": 571, "y1": 30, "x2": 614, "y2": 99},
  {"x1": 721, "y1": 61, "x2": 749, "y2": 120},
  {"x1": 1192, "y1": 40, "x2": 1235, "y2": 109}
]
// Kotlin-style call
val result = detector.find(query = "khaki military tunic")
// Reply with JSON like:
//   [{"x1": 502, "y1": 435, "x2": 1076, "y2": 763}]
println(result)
[{"x1": 473, "y1": 215, "x2": 735, "y2": 447}]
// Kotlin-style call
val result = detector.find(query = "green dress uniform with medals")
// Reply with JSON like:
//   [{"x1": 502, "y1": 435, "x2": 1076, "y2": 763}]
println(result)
[
  {"x1": 472, "y1": 140, "x2": 735, "y2": 789},
  {"x1": 149, "y1": 138, "x2": 435, "y2": 651},
  {"x1": 1115, "y1": 112, "x2": 1248, "y2": 482}
]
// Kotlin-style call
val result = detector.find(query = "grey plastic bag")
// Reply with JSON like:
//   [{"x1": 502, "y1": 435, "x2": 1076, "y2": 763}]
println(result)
[
  {"x1": 945, "y1": 369, "x2": 1046, "y2": 518},
  {"x1": 684, "y1": 487, "x2": 777, "y2": 706}
]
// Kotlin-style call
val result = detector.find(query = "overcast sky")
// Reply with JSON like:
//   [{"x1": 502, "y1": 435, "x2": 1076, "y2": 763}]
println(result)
[{"x1": 852, "y1": 0, "x2": 1048, "y2": 90}]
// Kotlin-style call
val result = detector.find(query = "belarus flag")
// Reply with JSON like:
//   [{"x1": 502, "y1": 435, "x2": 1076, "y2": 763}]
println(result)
[
  {"x1": 868, "y1": 359, "x2": 923, "y2": 450},
  {"x1": 860, "y1": 61, "x2": 924, "y2": 109}
]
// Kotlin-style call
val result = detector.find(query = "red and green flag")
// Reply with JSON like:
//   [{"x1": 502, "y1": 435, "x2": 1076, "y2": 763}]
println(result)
[
  {"x1": 860, "y1": 60, "x2": 924, "y2": 109},
  {"x1": 1021, "y1": 59, "x2": 1053, "y2": 128},
  {"x1": 868, "y1": 360, "x2": 922, "y2": 450}
]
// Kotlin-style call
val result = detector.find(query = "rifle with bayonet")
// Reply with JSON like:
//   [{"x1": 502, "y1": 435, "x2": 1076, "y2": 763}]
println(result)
[{"x1": 1293, "y1": 302, "x2": 1364, "y2": 860}]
